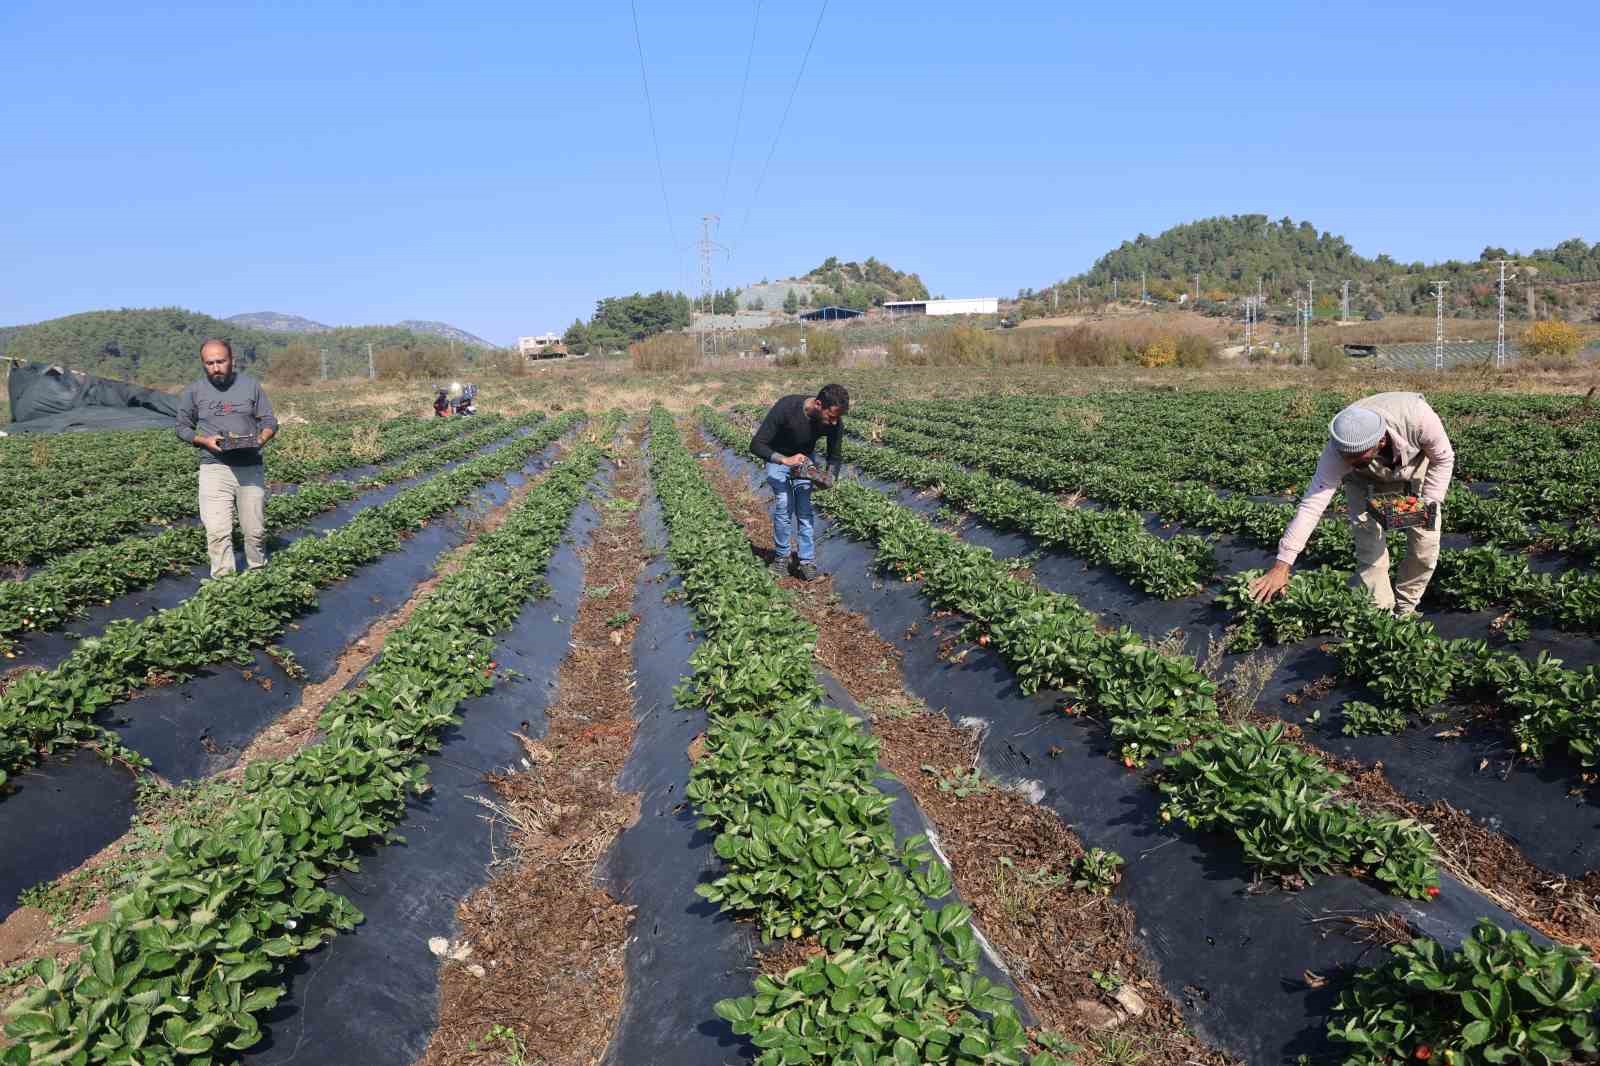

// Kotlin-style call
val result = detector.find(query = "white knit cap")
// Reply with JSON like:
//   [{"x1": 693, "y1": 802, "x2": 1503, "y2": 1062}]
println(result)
[{"x1": 1329, "y1": 404, "x2": 1385, "y2": 453}]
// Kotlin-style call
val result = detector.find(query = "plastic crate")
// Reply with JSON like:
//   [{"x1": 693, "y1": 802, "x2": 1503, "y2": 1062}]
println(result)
[
  {"x1": 1369, "y1": 493, "x2": 1434, "y2": 530},
  {"x1": 218, "y1": 432, "x2": 261, "y2": 451}
]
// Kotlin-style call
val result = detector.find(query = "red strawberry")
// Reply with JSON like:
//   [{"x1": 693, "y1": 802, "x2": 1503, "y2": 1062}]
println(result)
[
  {"x1": 1426, "y1": 886, "x2": 1440, "y2": 899},
  {"x1": 1415, "y1": 1046, "x2": 1432, "y2": 1061}
]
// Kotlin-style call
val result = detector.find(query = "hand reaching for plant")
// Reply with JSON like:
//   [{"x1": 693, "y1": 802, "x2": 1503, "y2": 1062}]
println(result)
[{"x1": 1249, "y1": 561, "x2": 1292, "y2": 603}]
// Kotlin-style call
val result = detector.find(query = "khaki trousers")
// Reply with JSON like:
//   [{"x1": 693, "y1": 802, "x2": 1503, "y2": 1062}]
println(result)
[
  {"x1": 1345, "y1": 478, "x2": 1440, "y2": 615},
  {"x1": 199, "y1": 463, "x2": 267, "y2": 577}
]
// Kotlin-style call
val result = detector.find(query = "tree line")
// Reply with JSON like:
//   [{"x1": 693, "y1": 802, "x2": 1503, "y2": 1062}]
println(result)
[{"x1": 0, "y1": 307, "x2": 493, "y2": 384}]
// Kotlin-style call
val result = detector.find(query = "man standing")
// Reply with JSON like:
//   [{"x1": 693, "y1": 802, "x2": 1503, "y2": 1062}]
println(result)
[
  {"x1": 1249, "y1": 391, "x2": 1454, "y2": 616},
  {"x1": 750, "y1": 383, "x2": 849, "y2": 581},
  {"x1": 176, "y1": 338, "x2": 279, "y2": 577}
]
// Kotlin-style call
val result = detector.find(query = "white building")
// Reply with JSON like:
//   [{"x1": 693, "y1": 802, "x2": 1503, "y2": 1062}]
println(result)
[
  {"x1": 882, "y1": 297, "x2": 1000, "y2": 318},
  {"x1": 517, "y1": 333, "x2": 561, "y2": 356}
]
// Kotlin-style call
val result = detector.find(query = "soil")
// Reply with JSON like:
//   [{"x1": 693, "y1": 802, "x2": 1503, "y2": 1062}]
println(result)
[
  {"x1": 419, "y1": 424, "x2": 647, "y2": 1066},
  {"x1": 0, "y1": 450, "x2": 574, "y2": 997},
  {"x1": 689, "y1": 426, "x2": 1237, "y2": 1064}
]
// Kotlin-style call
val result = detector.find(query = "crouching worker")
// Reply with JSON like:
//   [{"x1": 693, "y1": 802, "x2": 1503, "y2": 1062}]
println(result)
[
  {"x1": 750, "y1": 383, "x2": 849, "y2": 581},
  {"x1": 1249, "y1": 391, "x2": 1454, "y2": 616},
  {"x1": 176, "y1": 338, "x2": 279, "y2": 577}
]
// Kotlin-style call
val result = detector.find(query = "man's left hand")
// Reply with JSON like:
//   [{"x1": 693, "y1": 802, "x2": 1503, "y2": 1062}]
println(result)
[{"x1": 259, "y1": 427, "x2": 276, "y2": 446}]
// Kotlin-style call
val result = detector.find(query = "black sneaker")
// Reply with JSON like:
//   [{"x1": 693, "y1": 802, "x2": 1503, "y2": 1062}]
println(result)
[
  {"x1": 769, "y1": 555, "x2": 792, "y2": 579},
  {"x1": 796, "y1": 561, "x2": 821, "y2": 582}
]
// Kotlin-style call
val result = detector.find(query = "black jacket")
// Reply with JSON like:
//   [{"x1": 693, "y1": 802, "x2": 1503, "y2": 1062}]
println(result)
[{"x1": 750, "y1": 394, "x2": 842, "y2": 472}]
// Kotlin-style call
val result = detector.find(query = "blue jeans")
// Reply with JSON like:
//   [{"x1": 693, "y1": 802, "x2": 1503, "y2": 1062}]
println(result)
[{"x1": 765, "y1": 458, "x2": 816, "y2": 562}]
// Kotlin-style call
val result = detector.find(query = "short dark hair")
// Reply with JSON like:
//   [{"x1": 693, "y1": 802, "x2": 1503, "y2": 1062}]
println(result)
[
  {"x1": 817, "y1": 383, "x2": 849, "y2": 412},
  {"x1": 200, "y1": 337, "x2": 233, "y2": 359}
]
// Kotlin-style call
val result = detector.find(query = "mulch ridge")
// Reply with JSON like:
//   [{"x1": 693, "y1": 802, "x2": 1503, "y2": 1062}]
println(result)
[{"x1": 420, "y1": 425, "x2": 647, "y2": 1066}]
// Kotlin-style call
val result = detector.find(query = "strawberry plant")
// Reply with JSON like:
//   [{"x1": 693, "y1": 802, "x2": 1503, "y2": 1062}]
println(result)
[
  {"x1": 1341, "y1": 701, "x2": 1410, "y2": 736},
  {"x1": 1328, "y1": 920, "x2": 1600, "y2": 1066},
  {"x1": 1159, "y1": 723, "x2": 1438, "y2": 898}
]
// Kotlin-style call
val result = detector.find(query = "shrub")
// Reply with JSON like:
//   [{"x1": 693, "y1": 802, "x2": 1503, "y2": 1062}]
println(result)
[
  {"x1": 1521, "y1": 320, "x2": 1583, "y2": 361},
  {"x1": 266, "y1": 342, "x2": 319, "y2": 385},
  {"x1": 924, "y1": 323, "x2": 994, "y2": 366},
  {"x1": 1138, "y1": 338, "x2": 1178, "y2": 367},
  {"x1": 1309, "y1": 336, "x2": 1347, "y2": 371},
  {"x1": 1174, "y1": 333, "x2": 1216, "y2": 368},
  {"x1": 374, "y1": 346, "x2": 459, "y2": 381},
  {"x1": 1053, "y1": 325, "x2": 1129, "y2": 366},
  {"x1": 631, "y1": 333, "x2": 699, "y2": 372},
  {"x1": 886, "y1": 334, "x2": 923, "y2": 367}
]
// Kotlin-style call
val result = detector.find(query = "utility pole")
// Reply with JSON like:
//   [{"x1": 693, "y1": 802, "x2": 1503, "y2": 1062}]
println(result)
[
  {"x1": 1053, "y1": 285, "x2": 1058, "y2": 312},
  {"x1": 366, "y1": 342, "x2": 374, "y2": 381},
  {"x1": 1243, "y1": 296, "x2": 1255, "y2": 358},
  {"x1": 1141, "y1": 271, "x2": 1147, "y2": 303},
  {"x1": 695, "y1": 214, "x2": 726, "y2": 360},
  {"x1": 1528, "y1": 281, "x2": 1535, "y2": 320},
  {"x1": 1341, "y1": 281, "x2": 1350, "y2": 324},
  {"x1": 1194, "y1": 274, "x2": 1200, "y2": 301},
  {"x1": 1113, "y1": 277, "x2": 1118, "y2": 301},
  {"x1": 1298, "y1": 298, "x2": 1310, "y2": 365},
  {"x1": 1307, "y1": 279, "x2": 1314, "y2": 319},
  {"x1": 1496, "y1": 260, "x2": 1514, "y2": 368},
  {"x1": 1433, "y1": 281, "x2": 1448, "y2": 371}
]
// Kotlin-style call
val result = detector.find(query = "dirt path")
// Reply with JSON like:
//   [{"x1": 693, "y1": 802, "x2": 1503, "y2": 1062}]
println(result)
[
  {"x1": 418, "y1": 422, "x2": 647, "y2": 1066},
  {"x1": 688, "y1": 426, "x2": 1237, "y2": 1065}
]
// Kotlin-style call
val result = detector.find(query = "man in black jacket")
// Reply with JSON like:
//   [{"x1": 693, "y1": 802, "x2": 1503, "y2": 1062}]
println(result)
[{"x1": 750, "y1": 383, "x2": 849, "y2": 580}]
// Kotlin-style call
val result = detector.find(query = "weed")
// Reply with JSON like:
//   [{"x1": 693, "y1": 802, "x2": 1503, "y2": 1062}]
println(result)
[
  {"x1": 1091, "y1": 969, "x2": 1123, "y2": 992},
  {"x1": 265, "y1": 644, "x2": 306, "y2": 679},
  {"x1": 468, "y1": 1023, "x2": 530, "y2": 1064},
  {"x1": 923, "y1": 765, "x2": 991, "y2": 798},
  {"x1": 585, "y1": 585, "x2": 614, "y2": 599},
  {"x1": 1090, "y1": 1032, "x2": 1146, "y2": 1066},
  {"x1": 1070, "y1": 848, "x2": 1125, "y2": 895},
  {"x1": 605, "y1": 609, "x2": 634, "y2": 629}
]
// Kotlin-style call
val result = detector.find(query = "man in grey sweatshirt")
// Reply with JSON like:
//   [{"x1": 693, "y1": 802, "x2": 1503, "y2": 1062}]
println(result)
[{"x1": 175, "y1": 338, "x2": 279, "y2": 576}]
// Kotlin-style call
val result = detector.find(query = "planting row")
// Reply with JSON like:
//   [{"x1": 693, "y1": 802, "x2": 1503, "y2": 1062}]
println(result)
[
  {"x1": 1218, "y1": 567, "x2": 1600, "y2": 781},
  {"x1": 0, "y1": 416, "x2": 474, "y2": 566},
  {"x1": 0, "y1": 410, "x2": 585, "y2": 790},
  {"x1": 0, "y1": 413, "x2": 536, "y2": 658},
  {"x1": 700, "y1": 407, "x2": 1212, "y2": 598},
  {"x1": 0, "y1": 418, "x2": 613, "y2": 1064},
  {"x1": 649, "y1": 408, "x2": 1060, "y2": 1066},
  {"x1": 850, "y1": 403, "x2": 1600, "y2": 632}
]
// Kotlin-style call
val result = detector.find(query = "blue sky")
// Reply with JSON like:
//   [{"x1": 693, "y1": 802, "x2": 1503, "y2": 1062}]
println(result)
[{"x1": 2, "y1": 0, "x2": 1596, "y2": 345}]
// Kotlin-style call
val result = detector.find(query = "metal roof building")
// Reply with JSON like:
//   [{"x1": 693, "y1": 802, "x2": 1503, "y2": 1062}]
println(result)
[
  {"x1": 798, "y1": 305, "x2": 865, "y2": 322},
  {"x1": 883, "y1": 297, "x2": 1000, "y2": 317}
]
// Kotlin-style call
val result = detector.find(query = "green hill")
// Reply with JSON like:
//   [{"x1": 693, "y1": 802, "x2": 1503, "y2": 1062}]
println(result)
[
  {"x1": 1019, "y1": 215, "x2": 1600, "y2": 320},
  {"x1": 802, "y1": 256, "x2": 929, "y2": 308},
  {"x1": 0, "y1": 308, "x2": 495, "y2": 383}
]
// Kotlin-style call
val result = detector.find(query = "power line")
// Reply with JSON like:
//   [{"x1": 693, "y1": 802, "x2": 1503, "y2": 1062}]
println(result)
[
  {"x1": 719, "y1": 0, "x2": 763, "y2": 221},
  {"x1": 630, "y1": 1, "x2": 679, "y2": 261},
  {"x1": 732, "y1": 0, "x2": 830, "y2": 255}
]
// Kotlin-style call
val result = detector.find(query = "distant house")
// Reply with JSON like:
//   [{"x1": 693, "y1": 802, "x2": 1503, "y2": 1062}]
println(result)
[
  {"x1": 798, "y1": 306, "x2": 865, "y2": 322},
  {"x1": 882, "y1": 297, "x2": 999, "y2": 318},
  {"x1": 517, "y1": 333, "x2": 563, "y2": 358}
]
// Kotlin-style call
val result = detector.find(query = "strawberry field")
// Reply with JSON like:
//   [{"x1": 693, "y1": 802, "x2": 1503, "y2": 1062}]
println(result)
[{"x1": 1, "y1": 383, "x2": 1596, "y2": 1065}]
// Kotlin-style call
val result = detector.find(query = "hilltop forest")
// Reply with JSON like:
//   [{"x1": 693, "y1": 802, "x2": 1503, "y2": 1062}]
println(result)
[{"x1": 1016, "y1": 215, "x2": 1600, "y2": 320}]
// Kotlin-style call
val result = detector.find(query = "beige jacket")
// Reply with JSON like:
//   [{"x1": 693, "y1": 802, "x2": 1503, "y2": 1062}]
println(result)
[{"x1": 1275, "y1": 392, "x2": 1456, "y2": 565}]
